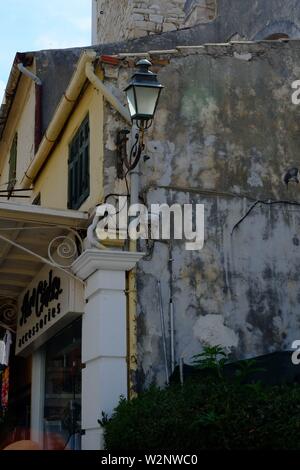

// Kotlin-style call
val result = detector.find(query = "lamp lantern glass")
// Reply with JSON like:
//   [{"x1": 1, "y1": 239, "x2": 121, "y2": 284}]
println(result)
[{"x1": 125, "y1": 59, "x2": 164, "y2": 125}]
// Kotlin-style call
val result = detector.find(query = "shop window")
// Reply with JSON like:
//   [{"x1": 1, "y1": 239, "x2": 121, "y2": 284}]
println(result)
[
  {"x1": 44, "y1": 319, "x2": 82, "y2": 450},
  {"x1": 8, "y1": 133, "x2": 17, "y2": 194},
  {"x1": 68, "y1": 116, "x2": 90, "y2": 210}
]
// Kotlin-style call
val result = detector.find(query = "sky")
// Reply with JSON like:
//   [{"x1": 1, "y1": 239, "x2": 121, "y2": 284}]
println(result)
[{"x1": 0, "y1": 0, "x2": 91, "y2": 102}]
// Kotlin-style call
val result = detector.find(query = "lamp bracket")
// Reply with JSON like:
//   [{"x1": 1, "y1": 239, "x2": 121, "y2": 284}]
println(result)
[
  {"x1": 116, "y1": 129, "x2": 145, "y2": 179},
  {"x1": 116, "y1": 129, "x2": 130, "y2": 179}
]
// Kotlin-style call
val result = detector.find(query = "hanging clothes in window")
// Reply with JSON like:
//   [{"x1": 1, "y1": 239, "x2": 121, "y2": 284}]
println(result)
[
  {"x1": 1, "y1": 367, "x2": 9, "y2": 411},
  {"x1": 0, "y1": 341, "x2": 5, "y2": 368},
  {"x1": 0, "y1": 331, "x2": 12, "y2": 367}
]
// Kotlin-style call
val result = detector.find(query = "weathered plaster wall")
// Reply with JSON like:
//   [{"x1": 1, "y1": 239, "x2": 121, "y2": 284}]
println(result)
[
  {"x1": 102, "y1": 40, "x2": 300, "y2": 388},
  {"x1": 35, "y1": 49, "x2": 82, "y2": 136}
]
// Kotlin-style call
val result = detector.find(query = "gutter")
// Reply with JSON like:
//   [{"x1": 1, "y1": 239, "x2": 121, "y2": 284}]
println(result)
[
  {"x1": 20, "y1": 50, "x2": 131, "y2": 189},
  {"x1": 20, "y1": 50, "x2": 97, "y2": 189}
]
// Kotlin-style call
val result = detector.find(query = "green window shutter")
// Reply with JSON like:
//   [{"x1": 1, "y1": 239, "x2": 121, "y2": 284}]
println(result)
[
  {"x1": 8, "y1": 133, "x2": 17, "y2": 192},
  {"x1": 68, "y1": 116, "x2": 90, "y2": 210}
]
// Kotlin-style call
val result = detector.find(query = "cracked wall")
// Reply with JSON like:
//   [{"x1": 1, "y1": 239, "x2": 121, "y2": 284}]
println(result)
[{"x1": 102, "y1": 40, "x2": 300, "y2": 388}]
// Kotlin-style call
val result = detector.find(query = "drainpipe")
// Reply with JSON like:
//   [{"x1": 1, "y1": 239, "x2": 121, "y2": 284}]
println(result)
[
  {"x1": 127, "y1": 126, "x2": 140, "y2": 398},
  {"x1": 17, "y1": 63, "x2": 42, "y2": 86},
  {"x1": 85, "y1": 61, "x2": 131, "y2": 124},
  {"x1": 127, "y1": 251, "x2": 138, "y2": 399},
  {"x1": 17, "y1": 63, "x2": 43, "y2": 154}
]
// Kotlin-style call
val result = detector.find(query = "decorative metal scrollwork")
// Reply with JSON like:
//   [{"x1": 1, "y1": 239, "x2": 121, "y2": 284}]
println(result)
[
  {"x1": 48, "y1": 228, "x2": 84, "y2": 268},
  {"x1": 0, "y1": 299, "x2": 17, "y2": 327}
]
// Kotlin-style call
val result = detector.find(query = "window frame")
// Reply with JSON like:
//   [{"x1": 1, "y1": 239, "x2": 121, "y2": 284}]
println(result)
[{"x1": 68, "y1": 115, "x2": 90, "y2": 210}]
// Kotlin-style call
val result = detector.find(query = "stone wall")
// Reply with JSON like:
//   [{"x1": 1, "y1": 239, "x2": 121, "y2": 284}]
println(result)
[
  {"x1": 91, "y1": 0, "x2": 300, "y2": 49},
  {"x1": 184, "y1": 1, "x2": 216, "y2": 27},
  {"x1": 92, "y1": 0, "x2": 216, "y2": 45},
  {"x1": 101, "y1": 40, "x2": 300, "y2": 388},
  {"x1": 92, "y1": 0, "x2": 133, "y2": 45}
]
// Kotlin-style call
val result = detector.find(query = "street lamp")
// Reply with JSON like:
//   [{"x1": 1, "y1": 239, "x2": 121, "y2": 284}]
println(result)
[
  {"x1": 125, "y1": 59, "x2": 164, "y2": 130},
  {"x1": 117, "y1": 59, "x2": 164, "y2": 177}
]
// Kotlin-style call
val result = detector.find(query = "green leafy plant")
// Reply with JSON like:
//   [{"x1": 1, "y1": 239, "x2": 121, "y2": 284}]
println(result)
[
  {"x1": 234, "y1": 359, "x2": 266, "y2": 384},
  {"x1": 98, "y1": 411, "x2": 110, "y2": 428},
  {"x1": 191, "y1": 345, "x2": 229, "y2": 377}
]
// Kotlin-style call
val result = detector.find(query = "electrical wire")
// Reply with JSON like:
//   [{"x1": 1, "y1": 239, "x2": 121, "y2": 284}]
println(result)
[{"x1": 231, "y1": 199, "x2": 300, "y2": 235}]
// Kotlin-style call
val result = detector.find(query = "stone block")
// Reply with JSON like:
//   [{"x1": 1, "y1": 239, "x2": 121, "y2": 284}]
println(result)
[
  {"x1": 132, "y1": 13, "x2": 145, "y2": 21},
  {"x1": 135, "y1": 20, "x2": 157, "y2": 32},
  {"x1": 163, "y1": 22, "x2": 177, "y2": 32},
  {"x1": 149, "y1": 14, "x2": 164, "y2": 23}
]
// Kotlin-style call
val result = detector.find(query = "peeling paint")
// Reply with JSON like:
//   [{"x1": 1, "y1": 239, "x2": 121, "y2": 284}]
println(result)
[
  {"x1": 234, "y1": 52, "x2": 252, "y2": 61},
  {"x1": 193, "y1": 314, "x2": 239, "y2": 351},
  {"x1": 103, "y1": 41, "x2": 300, "y2": 388}
]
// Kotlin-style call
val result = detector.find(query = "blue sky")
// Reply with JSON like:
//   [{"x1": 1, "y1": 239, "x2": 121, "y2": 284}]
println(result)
[{"x1": 0, "y1": 0, "x2": 91, "y2": 101}]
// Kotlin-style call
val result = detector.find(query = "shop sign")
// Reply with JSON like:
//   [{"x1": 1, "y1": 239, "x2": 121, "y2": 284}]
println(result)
[{"x1": 16, "y1": 266, "x2": 84, "y2": 356}]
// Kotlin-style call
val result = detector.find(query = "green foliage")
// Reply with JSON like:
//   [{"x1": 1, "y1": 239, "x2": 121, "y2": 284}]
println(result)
[
  {"x1": 191, "y1": 345, "x2": 228, "y2": 377},
  {"x1": 234, "y1": 359, "x2": 266, "y2": 384},
  {"x1": 102, "y1": 368, "x2": 300, "y2": 450}
]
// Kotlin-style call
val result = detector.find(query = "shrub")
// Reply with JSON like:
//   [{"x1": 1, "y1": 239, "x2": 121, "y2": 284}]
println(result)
[{"x1": 102, "y1": 349, "x2": 300, "y2": 450}]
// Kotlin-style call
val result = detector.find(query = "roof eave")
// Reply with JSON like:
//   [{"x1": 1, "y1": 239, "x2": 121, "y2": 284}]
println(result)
[{"x1": 0, "y1": 52, "x2": 34, "y2": 141}]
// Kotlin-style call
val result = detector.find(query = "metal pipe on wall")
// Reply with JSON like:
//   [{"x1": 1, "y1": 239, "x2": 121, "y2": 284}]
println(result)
[
  {"x1": 158, "y1": 279, "x2": 169, "y2": 385},
  {"x1": 169, "y1": 244, "x2": 175, "y2": 374},
  {"x1": 128, "y1": 124, "x2": 140, "y2": 399},
  {"x1": 17, "y1": 63, "x2": 42, "y2": 86}
]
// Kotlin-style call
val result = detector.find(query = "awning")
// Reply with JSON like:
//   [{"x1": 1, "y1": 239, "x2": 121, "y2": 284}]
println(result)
[{"x1": 0, "y1": 202, "x2": 89, "y2": 332}]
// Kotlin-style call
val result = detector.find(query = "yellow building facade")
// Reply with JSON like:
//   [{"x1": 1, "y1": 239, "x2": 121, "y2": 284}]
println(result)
[
  {"x1": 34, "y1": 80, "x2": 104, "y2": 212},
  {"x1": 0, "y1": 49, "x2": 141, "y2": 450}
]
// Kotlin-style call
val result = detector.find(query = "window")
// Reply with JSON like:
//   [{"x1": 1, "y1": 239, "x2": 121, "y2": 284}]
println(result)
[
  {"x1": 68, "y1": 116, "x2": 90, "y2": 210},
  {"x1": 8, "y1": 133, "x2": 17, "y2": 193}
]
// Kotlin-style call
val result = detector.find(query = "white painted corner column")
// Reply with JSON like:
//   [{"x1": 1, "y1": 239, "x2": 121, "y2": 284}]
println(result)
[{"x1": 72, "y1": 249, "x2": 143, "y2": 450}]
